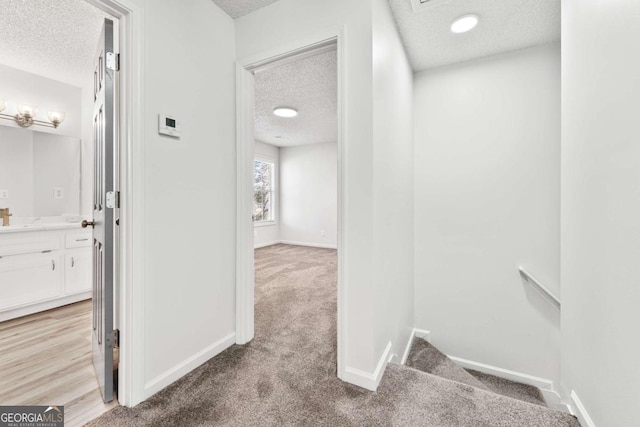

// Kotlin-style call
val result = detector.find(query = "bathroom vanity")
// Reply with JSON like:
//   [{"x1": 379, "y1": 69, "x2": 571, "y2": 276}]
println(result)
[
  {"x1": 0, "y1": 223, "x2": 92, "y2": 322},
  {"x1": 0, "y1": 126, "x2": 90, "y2": 321}
]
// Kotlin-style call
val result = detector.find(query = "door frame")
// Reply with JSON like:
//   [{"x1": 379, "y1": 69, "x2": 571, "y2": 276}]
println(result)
[
  {"x1": 84, "y1": 0, "x2": 145, "y2": 407},
  {"x1": 235, "y1": 26, "x2": 348, "y2": 379}
]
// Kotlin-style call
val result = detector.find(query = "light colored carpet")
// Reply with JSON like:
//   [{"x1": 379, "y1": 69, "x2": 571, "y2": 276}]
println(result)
[
  {"x1": 89, "y1": 244, "x2": 580, "y2": 426},
  {"x1": 466, "y1": 369, "x2": 547, "y2": 407},
  {"x1": 406, "y1": 338, "x2": 489, "y2": 391},
  {"x1": 406, "y1": 338, "x2": 547, "y2": 407}
]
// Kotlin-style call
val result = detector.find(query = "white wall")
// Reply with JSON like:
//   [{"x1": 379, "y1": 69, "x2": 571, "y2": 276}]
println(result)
[
  {"x1": 414, "y1": 43, "x2": 561, "y2": 385},
  {"x1": 280, "y1": 142, "x2": 337, "y2": 248},
  {"x1": 561, "y1": 1, "x2": 640, "y2": 425},
  {"x1": 0, "y1": 127, "x2": 33, "y2": 216},
  {"x1": 254, "y1": 141, "x2": 280, "y2": 248},
  {"x1": 136, "y1": 0, "x2": 237, "y2": 399},
  {"x1": 236, "y1": 0, "x2": 379, "y2": 376},
  {"x1": 0, "y1": 64, "x2": 82, "y2": 139},
  {"x1": 372, "y1": 0, "x2": 415, "y2": 364}
]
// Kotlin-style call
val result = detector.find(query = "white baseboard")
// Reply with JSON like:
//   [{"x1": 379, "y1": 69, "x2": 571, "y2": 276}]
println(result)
[
  {"x1": 144, "y1": 332, "x2": 236, "y2": 398},
  {"x1": 278, "y1": 240, "x2": 337, "y2": 249},
  {"x1": 570, "y1": 390, "x2": 596, "y2": 427},
  {"x1": 400, "y1": 328, "x2": 431, "y2": 365},
  {"x1": 343, "y1": 341, "x2": 392, "y2": 391},
  {"x1": 447, "y1": 355, "x2": 567, "y2": 411},
  {"x1": 0, "y1": 291, "x2": 92, "y2": 322},
  {"x1": 254, "y1": 240, "x2": 337, "y2": 250},
  {"x1": 254, "y1": 241, "x2": 280, "y2": 249}
]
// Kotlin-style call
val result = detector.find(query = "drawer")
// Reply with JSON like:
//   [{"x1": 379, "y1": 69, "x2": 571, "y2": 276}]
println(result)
[
  {"x1": 0, "y1": 232, "x2": 59, "y2": 257},
  {"x1": 65, "y1": 232, "x2": 93, "y2": 249}
]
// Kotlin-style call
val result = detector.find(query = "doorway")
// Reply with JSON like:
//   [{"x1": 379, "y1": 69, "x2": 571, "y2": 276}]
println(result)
[
  {"x1": 0, "y1": 0, "x2": 141, "y2": 420},
  {"x1": 236, "y1": 33, "x2": 347, "y2": 378}
]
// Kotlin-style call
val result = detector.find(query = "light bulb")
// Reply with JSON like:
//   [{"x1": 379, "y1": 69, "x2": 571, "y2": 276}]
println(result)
[
  {"x1": 451, "y1": 14, "x2": 479, "y2": 34},
  {"x1": 48, "y1": 111, "x2": 66, "y2": 127},
  {"x1": 273, "y1": 107, "x2": 298, "y2": 118},
  {"x1": 17, "y1": 104, "x2": 38, "y2": 117}
]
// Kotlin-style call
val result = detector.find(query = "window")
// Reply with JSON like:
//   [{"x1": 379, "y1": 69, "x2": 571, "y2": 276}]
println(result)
[{"x1": 253, "y1": 160, "x2": 275, "y2": 223}]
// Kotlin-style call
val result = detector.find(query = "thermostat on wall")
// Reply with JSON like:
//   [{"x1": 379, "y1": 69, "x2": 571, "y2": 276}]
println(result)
[{"x1": 158, "y1": 114, "x2": 181, "y2": 138}]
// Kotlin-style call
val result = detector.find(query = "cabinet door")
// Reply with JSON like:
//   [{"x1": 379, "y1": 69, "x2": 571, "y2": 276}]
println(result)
[
  {"x1": 65, "y1": 249, "x2": 92, "y2": 294},
  {"x1": 0, "y1": 253, "x2": 63, "y2": 311}
]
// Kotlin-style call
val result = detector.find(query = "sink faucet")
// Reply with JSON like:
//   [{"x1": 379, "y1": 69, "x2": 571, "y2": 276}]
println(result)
[{"x1": 0, "y1": 208, "x2": 11, "y2": 226}]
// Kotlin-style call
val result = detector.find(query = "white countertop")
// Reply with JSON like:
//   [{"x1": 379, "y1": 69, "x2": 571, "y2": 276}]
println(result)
[{"x1": 0, "y1": 221, "x2": 85, "y2": 234}]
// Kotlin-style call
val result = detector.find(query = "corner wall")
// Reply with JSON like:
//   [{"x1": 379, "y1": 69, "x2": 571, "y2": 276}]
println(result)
[
  {"x1": 413, "y1": 43, "x2": 561, "y2": 385},
  {"x1": 372, "y1": 0, "x2": 415, "y2": 365},
  {"x1": 561, "y1": 0, "x2": 640, "y2": 425}
]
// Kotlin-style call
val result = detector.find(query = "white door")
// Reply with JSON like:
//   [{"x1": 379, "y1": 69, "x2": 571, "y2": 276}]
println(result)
[{"x1": 82, "y1": 17, "x2": 118, "y2": 403}]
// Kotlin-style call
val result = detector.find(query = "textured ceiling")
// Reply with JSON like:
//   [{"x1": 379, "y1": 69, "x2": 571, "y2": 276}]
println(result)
[
  {"x1": 211, "y1": 0, "x2": 282, "y2": 19},
  {"x1": 0, "y1": 0, "x2": 113, "y2": 88},
  {"x1": 388, "y1": 0, "x2": 561, "y2": 71},
  {"x1": 255, "y1": 50, "x2": 337, "y2": 147}
]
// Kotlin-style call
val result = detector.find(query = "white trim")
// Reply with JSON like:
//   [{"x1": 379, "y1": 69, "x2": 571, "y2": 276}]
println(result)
[
  {"x1": 519, "y1": 266, "x2": 561, "y2": 309},
  {"x1": 0, "y1": 293, "x2": 91, "y2": 323},
  {"x1": 447, "y1": 354, "x2": 566, "y2": 410},
  {"x1": 278, "y1": 240, "x2": 337, "y2": 249},
  {"x1": 253, "y1": 221, "x2": 277, "y2": 228},
  {"x1": 236, "y1": 64, "x2": 256, "y2": 346},
  {"x1": 254, "y1": 241, "x2": 280, "y2": 249},
  {"x1": 343, "y1": 341, "x2": 392, "y2": 391},
  {"x1": 400, "y1": 328, "x2": 431, "y2": 365},
  {"x1": 570, "y1": 390, "x2": 597, "y2": 427},
  {"x1": 254, "y1": 240, "x2": 338, "y2": 250},
  {"x1": 143, "y1": 332, "x2": 235, "y2": 398},
  {"x1": 83, "y1": 0, "x2": 145, "y2": 407},
  {"x1": 236, "y1": 26, "x2": 347, "y2": 380},
  {"x1": 254, "y1": 221, "x2": 277, "y2": 228}
]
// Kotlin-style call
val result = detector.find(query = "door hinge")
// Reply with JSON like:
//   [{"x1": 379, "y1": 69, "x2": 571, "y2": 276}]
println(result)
[
  {"x1": 106, "y1": 191, "x2": 120, "y2": 209},
  {"x1": 106, "y1": 52, "x2": 120, "y2": 71},
  {"x1": 113, "y1": 329, "x2": 120, "y2": 348}
]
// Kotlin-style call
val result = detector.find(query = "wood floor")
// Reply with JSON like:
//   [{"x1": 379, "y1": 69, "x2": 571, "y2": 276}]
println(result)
[{"x1": 0, "y1": 300, "x2": 117, "y2": 426}]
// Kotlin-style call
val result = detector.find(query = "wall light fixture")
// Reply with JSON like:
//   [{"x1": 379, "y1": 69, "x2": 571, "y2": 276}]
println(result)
[{"x1": 0, "y1": 98, "x2": 66, "y2": 129}]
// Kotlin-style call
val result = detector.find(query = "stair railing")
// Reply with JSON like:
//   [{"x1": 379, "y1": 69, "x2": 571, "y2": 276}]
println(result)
[{"x1": 518, "y1": 267, "x2": 561, "y2": 310}]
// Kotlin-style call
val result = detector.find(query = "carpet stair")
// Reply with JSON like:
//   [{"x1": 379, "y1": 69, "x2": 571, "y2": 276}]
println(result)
[
  {"x1": 406, "y1": 337, "x2": 491, "y2": 392},
  {"x1": 405, "y1": 338, "x2": 573, "y2": 419},
  {"x1": 384, "y1": 364, "x2": 581, "y2": 426},
  {"x1": 466, "y1": 368, "x2": 547, "y2": 407}
]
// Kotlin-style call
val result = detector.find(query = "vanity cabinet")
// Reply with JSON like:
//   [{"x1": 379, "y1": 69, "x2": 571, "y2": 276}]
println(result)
[
  {"x1": 0, "y1": 253, "x2": 63, "y2": 311},
  {"x1": 65, "y1": 249, "x2": 93, "y2": 295},
  {"x1": 0, "y1": 226, "x2": 92, "y2": 322}
]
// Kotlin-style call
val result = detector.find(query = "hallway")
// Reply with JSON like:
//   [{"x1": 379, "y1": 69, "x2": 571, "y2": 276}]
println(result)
[{"x1": 90, "y1": 245, "x2": 576, "y2": 426}]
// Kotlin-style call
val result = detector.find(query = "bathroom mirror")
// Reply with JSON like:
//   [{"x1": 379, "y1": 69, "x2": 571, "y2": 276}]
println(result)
[{"x1": 0, "y1": 125, "x2": 81, "y2": 218}]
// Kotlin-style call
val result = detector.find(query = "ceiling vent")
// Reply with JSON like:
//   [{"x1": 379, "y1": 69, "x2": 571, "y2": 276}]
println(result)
[{"x1": 410, "y1": 0, "x2": 453, "y2": 13}]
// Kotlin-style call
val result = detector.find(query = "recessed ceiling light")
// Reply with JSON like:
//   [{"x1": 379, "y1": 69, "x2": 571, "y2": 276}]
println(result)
[
  {"x1": 451, "y1": 14, "x2": 479, "y2": 34},
  {"x1": 273, "y1": 107, "x2": 298, "y2": 118}
]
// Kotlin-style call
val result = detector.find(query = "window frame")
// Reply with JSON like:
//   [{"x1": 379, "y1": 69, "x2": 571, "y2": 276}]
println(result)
[{"x1": 252, "y1": 156, "x2": 277, "y2": 227}]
